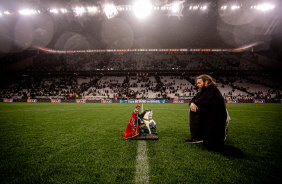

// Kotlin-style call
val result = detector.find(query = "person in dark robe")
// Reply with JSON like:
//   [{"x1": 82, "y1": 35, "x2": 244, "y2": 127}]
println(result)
[{"x1": 186, "y1": 74, "x2": 227, "y2": 152}]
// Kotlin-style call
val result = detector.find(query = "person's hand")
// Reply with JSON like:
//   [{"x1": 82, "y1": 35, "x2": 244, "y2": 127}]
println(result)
[{"x1": 190, "y1": 103, "x2": 198, "y2": 112}]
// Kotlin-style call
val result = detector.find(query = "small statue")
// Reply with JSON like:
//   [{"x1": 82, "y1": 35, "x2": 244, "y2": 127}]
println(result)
[{"x1": 123, "y1": 104, "x2": 158, "y2": 140}]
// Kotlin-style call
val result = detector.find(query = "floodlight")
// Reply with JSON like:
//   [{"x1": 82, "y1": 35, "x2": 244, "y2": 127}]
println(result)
[
  {"x1": 171, "y1": 3, "x2": 180, "y2": 13},
  {"x1": 193, "y1": 6, "x2": 199, "y2": 10},
  {"x1": 60, "y1": 9, "x2": 67, "y2": 13},
  {"x1": 221, "y1": 6, "x2": 227, "y2": 10},
  {"x1": 256, "y1": 4, "x2": 275, "y2": 11},
  {"x1": 19, "y1": 9, "x2": 28, "y2": 15},
  {"x1": 50, "y1": 9, "x2": 59, "y2": 14},
  {"x1": 231, "y1": 5, "x2": 240, "y2": 10},
  {"x1": 87, "y1": 6, "x2": 98, "y2": 13},
  {"x1": 200, "y1": 6, "x2": 207, "y2": 10},
  {"x1": 4, "y1": 11, "x2": 11, "y2": 15},
  {"x1": 103, "y1": 4, "x2": 118, "y2": 19},
  {"x1": 116, "y1": 5, "x2": 131, "y2": 12},
  {"x1": 167, "y1": 1, "x2": 184, "y2": 18},
  {"x1": 133, "y1": 0, "x2": 153, "y2": 19},
  {"x1": 74, "y1": 7, "x2": 86, "y2": 16},
  {"x1": 19, "y1": 9, "x2": 39, "y2": 15}
]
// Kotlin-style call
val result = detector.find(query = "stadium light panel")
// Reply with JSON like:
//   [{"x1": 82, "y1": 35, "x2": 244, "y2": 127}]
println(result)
[
  {"x1": 74, "y1": 7, "x2": 86, "y2": 16},
  {"x1": 231, "y1": 5, "x2": 240, "y2": 10},
  {"x1": 103, "y1": 4, "x2": 118, "y2": 19},
  {"x1": 171, "y1": 3, "x2": 180, "y2": 13},
  {"x1": 19, "y1": 9, "x2": 39, "y2": 15},
  {"x1": 60, "y1": 9, "x2": 68, "y2": 13},
  {"x1": 133, "y1": 0, "x2": 153, "y2": 19},
  {"x1": 221, "y1": 6, "x2": 227, "y2": 10},
  {"x1": 4, "y1": 11, "x2": 11, "y2": 15},
  {"x1": 167, "y1": 1, "x2": 184, "y2": 18},
  {"x1": 193, "y1": 6, "x2": 199, "y2": 10},
  {"x1": 200, "y1": 6, "x2": 207, "y2": 10},
  {"x1": 256, "y1": 4, "x2": 275, "y2": 11},
  {"x1": 87, "y1": 6, "x2": 98, "y2": 13},
  {"x1": 116, "y1": 5, "x2": 131, "y2": 12},
  {"x1": 50, "y1": 9, "x2": 59, "y2": 14}
]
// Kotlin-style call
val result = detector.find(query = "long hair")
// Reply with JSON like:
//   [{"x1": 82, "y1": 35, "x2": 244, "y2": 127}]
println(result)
[{"x1": 197, "y1": 74, "x2": 216, "y2": 85}]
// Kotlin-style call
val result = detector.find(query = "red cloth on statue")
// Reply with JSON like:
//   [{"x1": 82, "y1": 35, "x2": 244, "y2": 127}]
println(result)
[{"x1": 123, "y1": 109, "x2": 139, "y2": 138}]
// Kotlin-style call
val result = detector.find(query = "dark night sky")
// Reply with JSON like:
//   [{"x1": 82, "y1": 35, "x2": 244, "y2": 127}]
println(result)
[{"x1": 0, "y1": 0, "x2": 281, "y2": 54}]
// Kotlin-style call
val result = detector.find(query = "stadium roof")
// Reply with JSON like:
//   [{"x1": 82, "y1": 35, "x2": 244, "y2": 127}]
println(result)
[{"x1": 0, "y1": 0, "x2": 281, "y2": 54}]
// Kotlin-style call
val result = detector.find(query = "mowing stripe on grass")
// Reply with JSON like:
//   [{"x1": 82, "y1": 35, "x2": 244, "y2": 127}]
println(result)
[{"x1": 135, "y1": 140, "x2": 149, "y2": 184}]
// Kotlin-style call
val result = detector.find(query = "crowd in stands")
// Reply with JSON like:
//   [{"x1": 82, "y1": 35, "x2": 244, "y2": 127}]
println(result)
[
  {"x1": 1, "y1": 74, "x2": 281, "y2": 100},
  {"x1": 0, "y1": 52, "x2": 281, "y2": 101},
  {"x1": 13, "y1": 52, "x2": 263, "y2": 72}
]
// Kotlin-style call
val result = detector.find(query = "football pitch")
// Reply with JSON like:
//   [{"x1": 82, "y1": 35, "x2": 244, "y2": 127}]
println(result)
[{"x1": 0, "y1": 103, "x2": 281, "y2": 183}]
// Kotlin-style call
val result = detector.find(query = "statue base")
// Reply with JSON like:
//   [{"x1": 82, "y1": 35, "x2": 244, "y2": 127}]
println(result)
[{"x1": 131, "y1": 134, "x2": 158, "y2": 140}]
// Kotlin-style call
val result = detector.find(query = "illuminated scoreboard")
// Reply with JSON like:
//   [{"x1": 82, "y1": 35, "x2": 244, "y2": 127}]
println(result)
[
  {"x1": 76, "y1": 99, "x2": 86, "y2": 103},
  {"x1": 27, "y1": 99, "x2": 37, "y2": 103},
  {"x1": 253, "y1": 99, "x2": 265, "y2": 103},
  {"x1": 173, "y1": 100, "x2": 184, "y2": 103},
  {"x1": 227, "y1": 99, "x2": 238, "y2": 103},
  {"x1": 51, "y1": 99, "x2": 61, "y2": 103},
  {"x1": 101, "y1": 99, "x2": 112, "y2": 103},
  {"x1": 3, "y1": 99, "x2": 13, "y2": 102}
]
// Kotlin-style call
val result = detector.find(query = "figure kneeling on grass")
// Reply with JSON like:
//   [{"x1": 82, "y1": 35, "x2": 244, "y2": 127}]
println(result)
[
  {"x1": 186, "y1": 74, "x2": 243, "y2": 158},
  {"x1": 123, "y1": 104, "x2": 158, "y2": 140}
]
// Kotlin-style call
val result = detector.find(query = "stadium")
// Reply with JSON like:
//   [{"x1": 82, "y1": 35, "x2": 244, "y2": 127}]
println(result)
[{"x1": 0, "y1": 0, "x2": 281, "y2": 183}]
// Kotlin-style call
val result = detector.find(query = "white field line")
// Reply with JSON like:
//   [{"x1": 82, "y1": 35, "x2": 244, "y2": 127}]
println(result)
[{"x1": 135, "y1": 140, "x2": 149, "y2": 184}]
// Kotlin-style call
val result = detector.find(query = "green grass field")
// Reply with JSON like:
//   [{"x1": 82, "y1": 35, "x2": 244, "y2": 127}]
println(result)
[{"x1": 0, "y1": 103, "x2": 281, "y2": 183}]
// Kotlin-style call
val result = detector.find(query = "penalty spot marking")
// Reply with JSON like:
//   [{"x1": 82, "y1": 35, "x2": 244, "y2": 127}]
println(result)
[{"x1": 135, "y1": 140, "x2": 149, "y2": 184}]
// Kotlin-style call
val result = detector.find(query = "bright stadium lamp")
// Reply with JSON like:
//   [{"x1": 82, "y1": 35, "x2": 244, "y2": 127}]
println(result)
[
  {"x1": 19, "y1": 9, "x2": 28, "y2": 15},
  {"x1": 103, "y1": 4, "x2": 118, "y2": 19},
  {"x1": 60, "y1": 9, "x2": 68, "y2": 13},
  {"x1": 50, "y1": 9, "x2": 59, "y2": 14},
  {"x1": 221, "y1": 6, "x2": 227, "y2": 10},
  {"x1": 4, "y1": 11, "x2": 11, "y2": 15},
  {"x1": 171, "y1": 3, "x2": 180, "y2": 13},
  {"x1": 231, "y1": 5, "x2": 240, "y2": 10},
  {"x1": 257, "y1": 4, "x2": 275, "y2": 11},
  {"x1": 133, "y1": 0, "x2": 153, "y2": 19},
  {"x1": 19, "y1": 9, "x2": 39, "y2": 15},
  {"x1": 87, "y1": 6, "x2": 98, "y2": 14},
  {"x1": 200, "y1": 6, "x2": 207, "y2": 10},
  {"x1": 194, "y1": 6, "x2": 199, "y2": 10},
  {"x1": 74, "y1": 7, "x2": 86, "y2": 16},
  {"x1": 167, "y1": 1, "x2": 184, "y2": 18}
]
